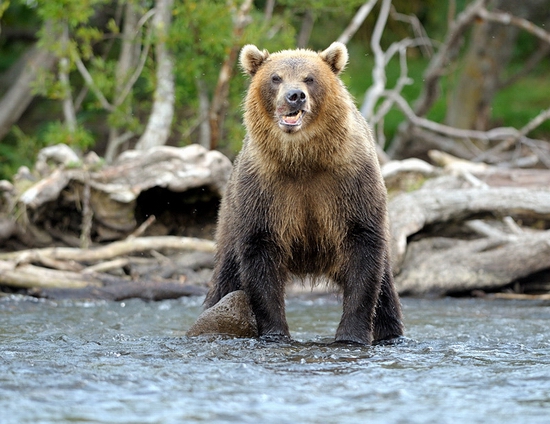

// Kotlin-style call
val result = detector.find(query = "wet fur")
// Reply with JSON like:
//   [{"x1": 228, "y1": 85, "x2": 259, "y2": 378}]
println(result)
[{"x1": 205, "y1": 43, "x2": 404, "y2": 344}]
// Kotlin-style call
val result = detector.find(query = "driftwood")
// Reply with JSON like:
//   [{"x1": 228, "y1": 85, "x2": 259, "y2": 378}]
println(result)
[
  {"x1": 396, "y1": 231, "x2": 550, "y2": 295},
  {"x1": 2, "y1": 145, "x2": 550, "y2": 300},
  {"x1": 389, "y1": 187, "x2": 550, "y2": 272},
  {"x1": 0, "y1": 236, "x2": 215, "y2": 300},
  {"x1": 0, "y1": 143, "x2": 231, "y2": 247},
  {"x1": 0, "y1": 235, "x2": 215, "y2": 264},
  {"x1": 33, "y1": 280, "x2": 207, "y2": 301},
  {"x1": 0, "y1": 144, "x2": 225, "y2": 300},
  {"x1": 386, "y1": 152, "x2": 550, "y2": 295}
]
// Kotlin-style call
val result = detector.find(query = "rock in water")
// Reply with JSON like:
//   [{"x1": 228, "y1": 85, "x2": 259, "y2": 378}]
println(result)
[{"x1": 187, "y1": 290, "x2": 258, "y2": 338}]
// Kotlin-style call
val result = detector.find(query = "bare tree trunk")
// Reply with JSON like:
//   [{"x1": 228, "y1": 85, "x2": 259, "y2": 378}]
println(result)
[
  {"x1": 105, "y1": 0, "x2": 140, "y2": 162},
  {"x1": 196, "y1": 79, "x2": 211, "y2": 149},
  {"x1": 446, "y1": 0, "x2": 550, "y2": 130},
  {"x1": 59, "y1": 23, "x2": 77, "y2": 134},
  {"x1": 135, "y1": 0, "x2": 175, "y2": 151},
  {"x1": 264, "y1": 0, "x2": 275, "y2": 22},
  {"x1": 296, "y1": 10, "x2": 315, "y2": 48},
  {"x1": 0, "y1": 45, "x2": 56, "y2": 141},
  {"x1": 209, "y1": 0, "x2": 253, "y2": 150}
]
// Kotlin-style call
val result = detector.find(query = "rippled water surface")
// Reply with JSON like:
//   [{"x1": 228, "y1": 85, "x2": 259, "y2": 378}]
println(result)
[{"x1": 1, "y1": 294, "x2": 549, "y2": 423}]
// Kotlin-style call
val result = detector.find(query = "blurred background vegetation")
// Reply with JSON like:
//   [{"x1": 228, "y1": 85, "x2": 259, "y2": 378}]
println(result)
[{"x1": 0, "y1": 0, "x2": 549, "y2": 179}]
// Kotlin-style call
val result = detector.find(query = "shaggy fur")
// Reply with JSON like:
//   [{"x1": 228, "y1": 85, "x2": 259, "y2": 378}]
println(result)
[{"x1": 204, "y1": 42, "x2": 404, "y2": 344}]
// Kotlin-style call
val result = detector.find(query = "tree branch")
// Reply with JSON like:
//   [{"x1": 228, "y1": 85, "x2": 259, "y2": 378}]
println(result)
[
  {"x1": 478, "y1": 8, "x2": 550, "y2": 45},
  {"x1": 73, "y1": 54, "x2": 114, "y2": 112},
  {"x1": 390, "y1": 5, "x2": 434, "y2": 57},
  {"x1": 337, "y1": 0, "x2": 378, "y2": 45},
  {"x1": 114, "y1": 8, "x2": 155, "y2": 108},
  {"x1": 387, "y1": 91, "x2": 520, "y2": 141},
  {"x1": 360, "y1": 0, "x2": 392, "y2": 121}
]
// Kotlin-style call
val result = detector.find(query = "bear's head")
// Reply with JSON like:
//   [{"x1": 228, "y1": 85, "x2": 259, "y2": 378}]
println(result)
[{"x1": 240, "y1": 42, "x2": 349, "y2": 136}]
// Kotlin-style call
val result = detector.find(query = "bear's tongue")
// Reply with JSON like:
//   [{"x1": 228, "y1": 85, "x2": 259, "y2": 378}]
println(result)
[{"x1": 282, "y1": 110, "x2": 303, "y2": 125}]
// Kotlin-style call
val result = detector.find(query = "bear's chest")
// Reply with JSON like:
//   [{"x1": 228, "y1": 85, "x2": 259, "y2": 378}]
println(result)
[{"x1": 267, "y1": 174, "x2": 347, "y2": 272}]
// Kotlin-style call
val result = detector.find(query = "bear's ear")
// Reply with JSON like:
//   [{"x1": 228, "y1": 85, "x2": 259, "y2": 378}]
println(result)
[
  {"x1": 319, "y1": 42, "x2": 348, "y2": 75},
  {"x1": 240, "y1": 45, "x2": 270, "y2": 77}
]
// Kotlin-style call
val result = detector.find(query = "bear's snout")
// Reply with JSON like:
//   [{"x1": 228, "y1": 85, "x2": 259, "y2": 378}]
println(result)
[
  {"x1": 285, "y1": 89, "x2": 307, "y2": 108},
  {"x1": 276, "y1": 87, "x2": 309, "y2": 132}
]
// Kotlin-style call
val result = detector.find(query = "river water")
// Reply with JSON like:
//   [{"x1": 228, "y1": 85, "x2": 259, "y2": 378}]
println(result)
[{"x1": 1, "y1": 294, "x2": 549, "y2": 423}]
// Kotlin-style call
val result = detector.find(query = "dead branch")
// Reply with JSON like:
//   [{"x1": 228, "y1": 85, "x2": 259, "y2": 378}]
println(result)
[
  {"x1": 493, "y1": 293, "x2": 550, "y2": 300},
  {"x1": 337, "y1": 0, "x2": 378, "y2": 45},
  {"x1": 361, "y1": 0, "x2": 391, "y2": 122},
  {"x1": 388, "y1": 92, "x2": 519, "y2": 141},
  {"x1": 498, "y1": 42, "x2": 550, "y2": 89},
  {"x1": 359, "y1": 0, "x2": 432, "y2": 138},
  {"x1": 518, "y1": 107, "x2": 550, "y2": 138},
  {"x1": 390, "y1": 5, "x2": 434, "y2": 57},
  {"x1": 128, "y1": 214, "x2": 156, "y2": 239},
  {"x1": 0, "y1": 260, "x2": 100, "y2": 289},
  {"x1": 472, "y1": 107, "x2": 550, "y2": 165},
  {"x1": 82, "y1": 257, "x2": 130, "y2": 274},
  {"x1": 0, "y1": 235, "x2": 215, "y2": 265},
  {"x1": 478, "y1": 8, "x2": 550, "y2": 45},
  {"x1": 386, "y1": 0, "x2": 550, "y2": 163}
]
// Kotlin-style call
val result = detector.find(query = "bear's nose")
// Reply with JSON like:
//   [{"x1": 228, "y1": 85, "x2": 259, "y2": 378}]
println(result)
[{"x1": 285, "y1": 89, "x2": 306, "y2": 107}]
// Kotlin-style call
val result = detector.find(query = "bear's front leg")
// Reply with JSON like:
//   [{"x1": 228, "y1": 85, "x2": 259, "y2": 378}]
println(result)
[
  {"x1": 334, "y1": 227, "x2": 386, "y2": 345},
  {"x1": 239, "y1": 233, "x2": 291, "y2": 341}
]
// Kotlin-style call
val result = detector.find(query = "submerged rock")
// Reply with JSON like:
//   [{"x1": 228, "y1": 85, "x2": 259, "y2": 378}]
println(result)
[{"x1": 187, "y1": 290, "x2": 258, "y2": 338}]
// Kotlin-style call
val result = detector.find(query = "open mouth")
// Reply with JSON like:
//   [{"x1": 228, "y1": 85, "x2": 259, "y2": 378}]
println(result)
[{"x1": 279, "y1": 110, "x2": 305, "y2": 128}]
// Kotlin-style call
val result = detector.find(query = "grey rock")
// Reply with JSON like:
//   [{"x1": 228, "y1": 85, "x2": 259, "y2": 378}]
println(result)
[{"x1": 187, "y1": 290, "x2": 258, "y2": 338}]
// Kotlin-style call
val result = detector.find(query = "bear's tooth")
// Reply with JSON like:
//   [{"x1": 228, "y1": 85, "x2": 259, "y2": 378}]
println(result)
[{"x1": 283, "y1": 110, "x2": 302, "y2": 124}]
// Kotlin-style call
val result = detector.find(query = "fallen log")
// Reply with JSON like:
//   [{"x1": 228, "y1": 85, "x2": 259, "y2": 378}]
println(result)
[
  {"x1": 492, "y1": 293, "x2": 550, "y2": 300},
  {"x1": 395, "y1": 231, "x2": 550, "y2": 295},
  {"x1": 32, "y1": 280, "x2": 207, "y2": 301},
  {"x1": 6, "y1": 144, "x2": 231, "y2": 245},
  {"x1": 0, "y1": 257, "x2": 209, "y2": 300},
  {"x1": 0, "y1": 236, "x2": 216, "y2": 300},
  {"x1": 0, "y1": 235, "x2": 215, "y2": 265},
  {"x1": 0, "y1": 260, "x2": 101, "y2": 289},
  {"x1": 389, "y1": 187, "x2": 550, "y2": 273}
]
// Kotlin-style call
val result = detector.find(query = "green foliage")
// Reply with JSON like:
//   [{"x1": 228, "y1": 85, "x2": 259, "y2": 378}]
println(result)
[
  {"x1": 170, "y1": 1, "x2": 234, "y2": 107},
  {"x1": 34, "y1": 0, "x2": 107, "y2": 29},
  {"x1": 169, "y1": 0, "x2": 296, "y2": 150},
  {"x1": 492, "y1": 70, "x2": 550, "y2": 137},
  {"x1": 0, "y1": 1, "x2": 9, "y2": 19},
  {"x1": 41, "y1": 120, "x2": 95, "y2": 150},
  {"x1": 0, "y1": 0, "x2": 549, "y2": 181},
  {"x1": 0, "y1": 126, "x2": 42, "y2": 179},
  {"x1": 0, "y1": 119, "x2": 94, "y2": 178}
]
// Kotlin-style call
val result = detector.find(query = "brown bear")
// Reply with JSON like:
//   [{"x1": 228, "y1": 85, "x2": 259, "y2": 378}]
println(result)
[{"x1": 204, "y1": 42, "x2": 404, "y2": 345}]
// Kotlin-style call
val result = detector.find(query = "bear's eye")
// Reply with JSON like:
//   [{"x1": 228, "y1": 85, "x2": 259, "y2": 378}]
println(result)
[
  {"x1": 304, "y1": 76, "x2": 314, "y2": 85},
  {"x1": 271, "y1": 75, "x2": 282, "y2": 84}
]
